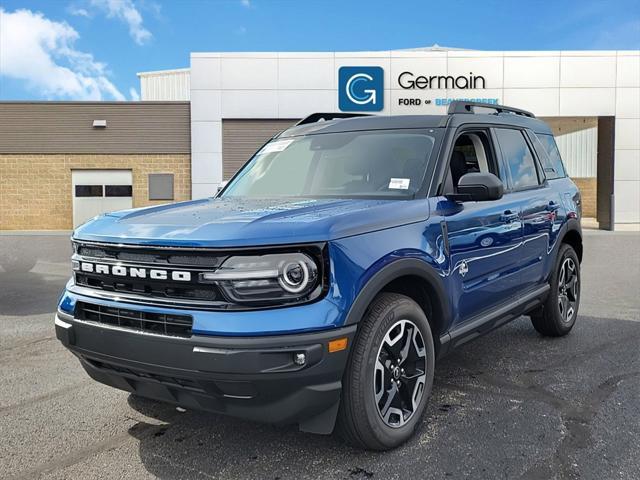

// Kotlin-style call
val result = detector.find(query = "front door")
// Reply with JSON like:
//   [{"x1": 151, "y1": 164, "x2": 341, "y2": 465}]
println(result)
[
  {"x1": 437, "y1": 130, "x2": 524, "y2": 326},
  {"x1": 439, "y1": 198, "x2": 523, "y2": 326}
]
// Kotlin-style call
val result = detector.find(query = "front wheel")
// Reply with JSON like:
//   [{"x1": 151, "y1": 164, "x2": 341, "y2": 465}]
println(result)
[
  {"x1": 530, "y1": 243, "x2": 581, "y2": 337},
  {"x1": 337, "y1": 293, "x2": 435, "y2": 450}
]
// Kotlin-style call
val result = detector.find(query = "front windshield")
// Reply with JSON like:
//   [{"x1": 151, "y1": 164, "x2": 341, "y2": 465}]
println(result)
[{"x1": 221, "y1": 129, "x2": 440, "y2": 199}]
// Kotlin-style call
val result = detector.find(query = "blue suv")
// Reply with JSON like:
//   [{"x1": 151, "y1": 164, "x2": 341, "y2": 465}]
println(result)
[{"x1": 55, "y1": 101, "x2": 583, "y2": 450}]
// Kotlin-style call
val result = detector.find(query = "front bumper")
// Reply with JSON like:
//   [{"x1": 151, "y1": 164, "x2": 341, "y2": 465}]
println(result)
[{"x1": 55, "y1": 310, "x2": 356, "y2": 433}]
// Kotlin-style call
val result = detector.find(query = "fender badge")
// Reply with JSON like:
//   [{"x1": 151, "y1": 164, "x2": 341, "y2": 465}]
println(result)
[{"x1": 459, "y1": 260, "x2": 469, "y2": 277}]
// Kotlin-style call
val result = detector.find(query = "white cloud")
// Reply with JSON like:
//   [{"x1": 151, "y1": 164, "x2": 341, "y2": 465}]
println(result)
[
  {"x1": 240, "y1": 0, "x2": 251, "y2": 8},
  {"x1": 0, "y1": 8, "x2": 125, "y2": 100},
  {"x1": 90, "y1": 0, "x2": 151, "y2": 45},
  {"x1": 129, "y1": 87, "x2": 140, "y2": 101},
  {"x1": 68, "y1": 6, "x2": 91, "y2": 17}
]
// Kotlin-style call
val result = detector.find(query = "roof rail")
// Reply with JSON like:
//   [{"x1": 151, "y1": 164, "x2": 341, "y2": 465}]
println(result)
[
  {"x1": 295, "y1": 112, "x2": 372, "y2": 126},
  {"x1": 447, "y1": 101, "x2": 535, "y2": 118}
]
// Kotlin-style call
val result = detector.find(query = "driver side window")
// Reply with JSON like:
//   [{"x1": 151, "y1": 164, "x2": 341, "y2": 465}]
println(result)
[{"x1": 444, "y1": 131, "x2": 500, "y2": 195}]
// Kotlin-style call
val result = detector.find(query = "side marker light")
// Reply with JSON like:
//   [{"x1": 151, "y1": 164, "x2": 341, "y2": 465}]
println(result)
[{"x1": 328, "y1": 337, "x2": 348, "y2": 353}]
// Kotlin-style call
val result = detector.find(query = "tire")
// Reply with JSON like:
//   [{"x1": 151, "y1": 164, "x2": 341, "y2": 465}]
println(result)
[
  {"x1": 337, "y1": 293, "x2": 435, "y2": 450},
  {"x1": 530, "y1": 244, "x2": 581, "y2": 337}
]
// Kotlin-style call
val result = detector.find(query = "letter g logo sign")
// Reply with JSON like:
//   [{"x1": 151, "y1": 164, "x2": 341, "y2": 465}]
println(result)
[{"x1": 338, "y1": 66, "x2": 384, "y2": 112}]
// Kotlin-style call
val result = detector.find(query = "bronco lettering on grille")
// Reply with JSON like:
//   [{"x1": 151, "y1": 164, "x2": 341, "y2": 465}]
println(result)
[{"x1": 77, "y1": 262, "x2": 192, "y2": 282}]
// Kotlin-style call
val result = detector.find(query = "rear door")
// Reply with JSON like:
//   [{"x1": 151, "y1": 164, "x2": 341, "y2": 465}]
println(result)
[{"x1": 493, "y1": 128, "x2": 558, "y2": 292}]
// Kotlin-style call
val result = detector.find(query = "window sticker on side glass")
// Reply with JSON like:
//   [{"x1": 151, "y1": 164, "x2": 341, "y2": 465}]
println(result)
[
  {"x1": 388, "y1": 178, "x2": 410, "y2": 190},
  {"x1": 260, "y1": 139, "x2": 294, "y2": 154}
]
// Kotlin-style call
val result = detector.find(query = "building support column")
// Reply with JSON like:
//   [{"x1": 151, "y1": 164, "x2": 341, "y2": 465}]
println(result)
[{"x1": 596, "y1": 116, "x2": 615, "y2": 231}]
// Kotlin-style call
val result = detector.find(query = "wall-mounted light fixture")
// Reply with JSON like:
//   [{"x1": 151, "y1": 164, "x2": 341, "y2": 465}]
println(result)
[{"x1": 92, "y1": 119, "x2": 107, "y2": 128}]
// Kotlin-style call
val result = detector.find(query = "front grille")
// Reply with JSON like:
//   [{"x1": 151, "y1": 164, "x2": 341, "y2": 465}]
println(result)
[
  {"x1": 74, "y1": 273, "x2": 221, "y2": 302},
  {"x1": 76, "y1": 243, "x2": 226, "y2": 267},
  {"x1": 75, "y1": 301, "x2": 193, "y2": 337},
  {"x1": 72, "y1": 241, "x2": 229, "y2": 307},
  {"x1": 70, "y1": 240, "x2": 326, "y2": 309}
]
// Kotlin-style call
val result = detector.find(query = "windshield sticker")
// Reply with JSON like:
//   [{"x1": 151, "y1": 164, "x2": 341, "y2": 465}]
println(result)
[
  {"x1": 260, "y1": 139, "x2": 294, "y2": 154},
  {"x1": 388, "y1": 178, "x2": 410, "y2": 190}
]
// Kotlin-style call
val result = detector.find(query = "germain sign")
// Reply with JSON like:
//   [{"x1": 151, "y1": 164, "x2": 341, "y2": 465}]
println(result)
[
  {"x1": 338, "y1": 66, "x2": 497, "y2": 111},
  {"x1": 395, "y1": 70, "x2": 496, "y2": 108},
  {"x1": 338, "y1": 66, "x2": 384, "y2": 112},
  {"x1": 397, "y1": 71, "x2": 486, "y2": 90}
]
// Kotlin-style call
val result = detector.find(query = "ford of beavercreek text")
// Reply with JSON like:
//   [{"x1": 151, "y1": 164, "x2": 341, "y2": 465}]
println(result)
[{"x1": 56, "y1": 102, "x2": 583, "y2": 450}]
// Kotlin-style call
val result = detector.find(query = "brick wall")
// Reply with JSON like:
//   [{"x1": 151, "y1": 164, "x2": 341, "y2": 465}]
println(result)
[
  {"x1": 572, "y1": 177, "x2": 597, "y2": 218},
  {"x1": 0, "y1": 154, "x2": 191, "y2": 230},
  {"x1": 0, "y1": 153, "x2": 598, "y2": 229}
]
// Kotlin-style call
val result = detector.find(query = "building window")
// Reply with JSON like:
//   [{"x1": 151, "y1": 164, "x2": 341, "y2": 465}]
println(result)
[
  {"x1": 105, "y1": 185, "x2": 133, "y2": 197},
  {"x1": 75, "y1": 185, "x2": 103, "y2": 197},
  {"x1": 148, "y1": 173, "x2": 174, "y2": 200}
]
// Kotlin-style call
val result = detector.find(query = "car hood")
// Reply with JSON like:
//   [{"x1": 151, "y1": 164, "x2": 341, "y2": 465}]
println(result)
[{"x1": 73, "y1": 197, "x2": 430, "y2": 247}]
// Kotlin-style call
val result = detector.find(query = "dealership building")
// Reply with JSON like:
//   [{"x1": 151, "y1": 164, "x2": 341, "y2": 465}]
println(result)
[{"x1": 1, "y1": 47, "x2": 638, "y2": 230}]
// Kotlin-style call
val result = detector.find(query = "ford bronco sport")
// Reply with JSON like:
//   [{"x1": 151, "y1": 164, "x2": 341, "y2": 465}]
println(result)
[{"x1": 56, "y1": 101, "x2": 583, "y2": 450}]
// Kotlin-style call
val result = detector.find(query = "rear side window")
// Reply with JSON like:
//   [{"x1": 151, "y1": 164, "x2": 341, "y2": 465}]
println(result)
[
  {"x1": 534, "y1": 133, "x2": 566, "y2": 179},
  {"x1": 495, "y1": 128, "x2": 540, "y2": 190}
]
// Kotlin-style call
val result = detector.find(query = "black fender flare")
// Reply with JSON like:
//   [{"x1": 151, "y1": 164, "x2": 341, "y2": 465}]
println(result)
[
  {"x1": 564, "y1": 217, "x2": 582, "y2": 238},
  {"x1": 557, "y1": 217, "x2": 583, "y2": 260},
  {"x1": 343, "y1": 258, "x2": 451, "y2": 338}
]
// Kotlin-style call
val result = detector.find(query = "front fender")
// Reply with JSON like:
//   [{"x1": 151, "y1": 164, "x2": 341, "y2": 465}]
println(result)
[{"x1": 343, "y1": 257, "x2": 450, "y2": 329}]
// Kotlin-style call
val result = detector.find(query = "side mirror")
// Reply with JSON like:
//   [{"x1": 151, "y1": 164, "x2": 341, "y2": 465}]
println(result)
[{"x1": 448, "y1": 172, "x2": 504, "y2": 202}]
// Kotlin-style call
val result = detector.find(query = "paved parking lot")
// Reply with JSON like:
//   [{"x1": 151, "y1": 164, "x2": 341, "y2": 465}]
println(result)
[{"x1": 1, "y1": 231, "x2": 639, "y2": 480}]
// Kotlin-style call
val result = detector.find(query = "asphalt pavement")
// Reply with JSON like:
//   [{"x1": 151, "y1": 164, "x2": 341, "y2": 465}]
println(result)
[{"x1": 0, "y1": 230, "x2": 638, "y2": 480}]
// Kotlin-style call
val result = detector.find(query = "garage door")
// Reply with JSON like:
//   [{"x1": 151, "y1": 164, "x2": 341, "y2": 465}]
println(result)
[
  {"x1": 222, "y1": 120, "x2": 297, "y2": 180},
  {"x1": 72, "y1": 170, "x2": 132, "y2": 228}
]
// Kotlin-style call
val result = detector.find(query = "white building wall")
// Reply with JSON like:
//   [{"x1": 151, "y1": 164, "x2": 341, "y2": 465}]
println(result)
[
  {"x1": 614, "y1": 52, "x2": 640, "y2": 225},
  {"x1": 543, "y1": 117, "x2": 598, "y2": 178},
  {"x1": 556, "y1": 126, "x2": 598, "y2": 178},
  {"x1": 138, "y1": 68, "x2": 191, "y2": 101},
  {"x1": 185, "y1": 49, "x2": 639, "y2": 226}
]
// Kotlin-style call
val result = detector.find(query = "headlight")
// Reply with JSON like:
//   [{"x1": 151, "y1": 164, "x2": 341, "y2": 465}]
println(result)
[{"x1": 200, "y1": 252, "x2": 322, "y2": 306}]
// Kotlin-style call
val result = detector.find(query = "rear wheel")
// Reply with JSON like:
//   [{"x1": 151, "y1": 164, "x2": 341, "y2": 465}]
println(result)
[
  {"x1": 530, "y1": 244, "x2": 580, "y2": 337},
  {"x1": 337, "y1": 293, "x2": 435, "y2": 450}
]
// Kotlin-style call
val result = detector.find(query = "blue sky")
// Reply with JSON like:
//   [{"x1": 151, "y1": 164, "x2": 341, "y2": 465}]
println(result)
[{"x1": 1, "y1": 0, "x2": 639, "y2": 101}]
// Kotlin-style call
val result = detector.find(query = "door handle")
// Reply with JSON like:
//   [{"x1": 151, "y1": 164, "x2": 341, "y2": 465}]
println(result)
[
  {"x1": 500, "y1": 210, "x2": 519, "y2": 223},
  {"x1": 546, "y1": 201, "x2": 560, "y2": 212}
]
